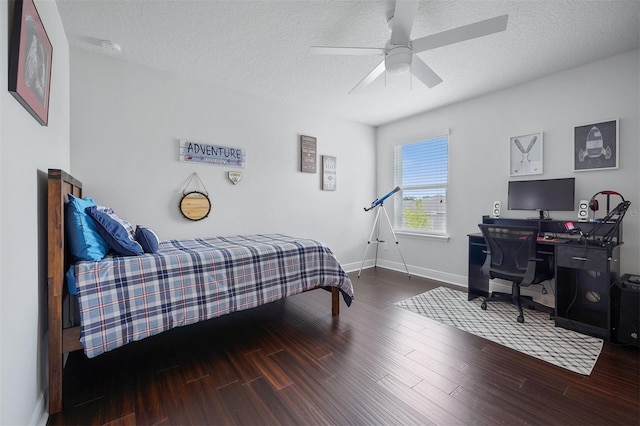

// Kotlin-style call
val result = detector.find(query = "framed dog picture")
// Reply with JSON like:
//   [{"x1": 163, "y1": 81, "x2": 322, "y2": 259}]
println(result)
[{"x1": 9, "y1": 0, "x2": 53, "y2": 126}]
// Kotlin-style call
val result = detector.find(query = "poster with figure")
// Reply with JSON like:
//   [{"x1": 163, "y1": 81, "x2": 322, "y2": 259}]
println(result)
[
  {"x1": 573, "y1": 119, "x2": 618, "y2": 171},
  {"x1": 510, "y1": 132, "x2": 543, "y2": 176}
]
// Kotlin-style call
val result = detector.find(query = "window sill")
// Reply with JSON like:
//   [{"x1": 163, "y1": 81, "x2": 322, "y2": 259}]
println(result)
[{"x1": 395, "y1": 231, "x2": 450, "y2": 241}]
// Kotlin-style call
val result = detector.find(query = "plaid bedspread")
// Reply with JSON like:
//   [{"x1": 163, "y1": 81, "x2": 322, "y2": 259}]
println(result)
[{"x1": 72, "y1": 234, "x2": 354, "y2": 358}]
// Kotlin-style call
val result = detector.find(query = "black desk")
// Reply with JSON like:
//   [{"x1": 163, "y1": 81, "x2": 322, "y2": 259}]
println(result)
[{"x1": 468, "y1": 216, "x2": 622, "y2": 339}]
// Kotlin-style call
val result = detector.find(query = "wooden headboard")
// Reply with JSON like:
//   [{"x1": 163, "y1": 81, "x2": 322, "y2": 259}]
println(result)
[{"x1": 47, "y1": 169, "x2": 83, "y2": 414}]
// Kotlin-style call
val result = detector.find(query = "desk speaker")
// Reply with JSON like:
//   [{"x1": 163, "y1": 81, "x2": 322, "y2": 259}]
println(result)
[
  {"x1": 611, "y1": 274, "x2": 640, "y2": 347},
  {"x1": 492, "y1": 201, "x2": 501, "y2": 218},
  {"x1": 578, "y1": 199, "x2": 589, "y2": 222}
]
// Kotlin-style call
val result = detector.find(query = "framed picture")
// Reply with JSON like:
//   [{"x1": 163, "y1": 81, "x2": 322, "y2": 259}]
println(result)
[
  {"x1": 9, "y1": 0, "x2": 53, "y2": 126},
  {"x1": 573, "y1": 119, "x2": 618, "y2": 171},
  {"x1": 300, "y1": 135, "x2": 317, "y2": 173},
  {"x1": 322, "y1": 155, "x2": 336, "y2": 191},
  {"x1": 510, "y1": 132, "x2": 543, "y2": 176}
]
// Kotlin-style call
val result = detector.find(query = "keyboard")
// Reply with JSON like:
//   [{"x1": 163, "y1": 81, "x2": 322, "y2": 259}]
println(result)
[{"x1": 537, "y1": 236, "x2": 571, "y2": 243}]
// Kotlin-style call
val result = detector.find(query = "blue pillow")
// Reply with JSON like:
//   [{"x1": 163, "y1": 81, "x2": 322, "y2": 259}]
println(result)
[
  {"x1": 86, "y1": 206, "x2": 144, "y2": 256},
  {"x1": 135, "y1": 226, "x2": 160, "y2": 254},
  {"x1": 66, "y1": 266, "x2": 78, "y2": 296},
  {"x1": 65, "y1": 194, "x2": 109, "y2": 261}
]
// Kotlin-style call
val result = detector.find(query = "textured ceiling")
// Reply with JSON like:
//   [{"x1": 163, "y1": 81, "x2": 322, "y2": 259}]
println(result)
[{"x1": 56, "y1": 0, "x2": 640, "y2": 127}]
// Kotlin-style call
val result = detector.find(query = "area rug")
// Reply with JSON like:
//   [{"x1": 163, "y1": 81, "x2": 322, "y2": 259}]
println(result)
[{"x1": 395, "y1": 286, "x2": 603, "y2": 375}]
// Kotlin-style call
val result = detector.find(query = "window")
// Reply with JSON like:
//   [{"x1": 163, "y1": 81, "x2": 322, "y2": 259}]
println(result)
[{"x1": 393, "y1": 134, "x2": 449, "y2": 236}]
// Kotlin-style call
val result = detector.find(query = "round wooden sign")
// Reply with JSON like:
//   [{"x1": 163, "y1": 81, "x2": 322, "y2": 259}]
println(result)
[{"x1": 179, "y1": 191, "x2": 211, "y2": 221}]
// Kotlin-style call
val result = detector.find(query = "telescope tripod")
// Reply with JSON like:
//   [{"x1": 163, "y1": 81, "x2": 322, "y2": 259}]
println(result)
[{"x1": 358, "y1": 203, "x2": 410, "y2": 278}]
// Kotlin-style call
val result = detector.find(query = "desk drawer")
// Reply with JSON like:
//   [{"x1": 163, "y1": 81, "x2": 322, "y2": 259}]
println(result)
[{"x1": 556, "y1": 245, "x2": 609, "y2": 271}]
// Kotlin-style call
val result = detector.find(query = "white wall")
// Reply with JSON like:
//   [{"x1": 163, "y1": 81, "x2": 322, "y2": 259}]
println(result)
[
  {"x1": 0, "y1": 1, "x2": 70, "y2": 424},
  {"x1": 376, "y1": 50, "x2": 640, "y2": 285},
  {"x1": 69, "y1": 48, "x2": 376, "y2": 269},
  {"x1": 1, "y1": 12, "x2": 634, "y2": 422}
]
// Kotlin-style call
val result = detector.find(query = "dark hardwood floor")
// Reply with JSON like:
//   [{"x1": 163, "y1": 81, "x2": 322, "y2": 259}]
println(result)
[{"x1": 48, "y1": 268, "x2": 640, "y2": 425}]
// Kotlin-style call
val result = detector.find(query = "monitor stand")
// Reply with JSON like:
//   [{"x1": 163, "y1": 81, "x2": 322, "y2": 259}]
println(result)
[{"x1": 528, "y1": 210, "x2": 552, "y2": 220}]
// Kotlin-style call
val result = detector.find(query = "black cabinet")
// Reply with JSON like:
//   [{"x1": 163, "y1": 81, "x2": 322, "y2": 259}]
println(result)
[
  {"x1": 611, "y1": 274, "x2": 640, "y2": 347},
  {"x1": 468, "y1": 234, "x2": 489, "y2": 301},
  {"x1": 554, "y1": 243, "x2": 620, "y2": 339}
]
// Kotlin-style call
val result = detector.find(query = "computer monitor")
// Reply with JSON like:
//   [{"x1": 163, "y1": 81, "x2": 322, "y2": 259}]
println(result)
[{"x1": 508, "y1": 177, "x2": 575, "y2": 219}]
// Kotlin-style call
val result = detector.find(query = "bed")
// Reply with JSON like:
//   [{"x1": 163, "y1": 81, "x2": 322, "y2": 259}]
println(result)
[{"x1": 47, "y1": 169, "x2": 354, "y2": 414}]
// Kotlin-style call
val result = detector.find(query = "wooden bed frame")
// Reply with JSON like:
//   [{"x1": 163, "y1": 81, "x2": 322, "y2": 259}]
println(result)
[{"x1": 47, "y1": 168, "x2": 340, "y2": 414}]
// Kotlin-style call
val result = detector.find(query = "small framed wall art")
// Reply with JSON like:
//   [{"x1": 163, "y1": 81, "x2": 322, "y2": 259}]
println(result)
[
  {"x1": 300, "y1": 135, "x2": 317, "y2": 173},
  {"x1": 510, "y1": 132, "x2": 543, "y2": 176},
  {"x1": 573, "y1": 119, "x2": 618, "y2": 172},
  {"x1": 9, "y1": 0, "x2": 53, "y2": 126},
  {"x1": 322, "y1": 155, "x2": 336, "y2": 191}
]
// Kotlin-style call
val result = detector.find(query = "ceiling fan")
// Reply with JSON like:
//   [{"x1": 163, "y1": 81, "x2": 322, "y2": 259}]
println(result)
[{"x1": 310, "y1": 0, "x2": 509, "y2": 94}]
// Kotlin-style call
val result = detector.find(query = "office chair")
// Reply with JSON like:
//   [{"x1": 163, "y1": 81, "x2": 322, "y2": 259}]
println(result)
[{"x1": 478, "y1": 224, "x2": 554, "y2": 323}]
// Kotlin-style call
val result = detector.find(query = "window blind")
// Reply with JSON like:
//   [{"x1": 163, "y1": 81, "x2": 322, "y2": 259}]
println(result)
[{"x1": 393, "y1": 134, "x2": 449, "y2": 235}]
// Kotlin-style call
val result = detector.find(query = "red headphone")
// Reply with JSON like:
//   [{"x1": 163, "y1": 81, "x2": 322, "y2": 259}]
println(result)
[{"x1": 589, "y1": 190, "x2": 625, "y2": 214}]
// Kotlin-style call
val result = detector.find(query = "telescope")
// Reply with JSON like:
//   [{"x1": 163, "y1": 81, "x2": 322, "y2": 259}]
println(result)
[
  {"x1": 359, "y1": 185, "x2": 409, "y2": 277},
  {"x1": 364, "y1": 186, "x2": 401, "y2": 211}
]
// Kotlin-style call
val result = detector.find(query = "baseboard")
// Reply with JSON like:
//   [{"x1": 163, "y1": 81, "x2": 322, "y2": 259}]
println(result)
[
  {"x1": 348, "y1": 260, "x2": 555, "y2": 307},
  {"x1": 359, "y1": 259, "x2": 468, "y2": 289},
  {"x1": 347, "y1": 260, "x2": 553, "y2": 306},
  {"x1": 29, "y1": 390, "x2": 48, "y2": 426},
  {"x1": 342, "y1": 259, "x2": 374, "y2": 273}
]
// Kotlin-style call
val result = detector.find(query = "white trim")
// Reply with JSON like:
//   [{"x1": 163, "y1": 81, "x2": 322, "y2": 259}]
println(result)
[
  {"x1": 358, "y1": 264, "x2": 555, "y2": 307},
  {"x1": 395, "y1": 231, "x2": 450, "y2": 241},
  {"x1": 367, "y1": 261, "x2": 467, "y2": 288},
  {"x1": 342, "y1": 259, "x2": 374, "y2": 273}
]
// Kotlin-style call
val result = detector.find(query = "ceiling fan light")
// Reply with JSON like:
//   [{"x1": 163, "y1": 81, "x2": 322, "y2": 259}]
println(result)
[
  {"x1": 385, "y1": 46, "x2": 412, "y2": 75},
  {"x1": 99, "y1": 39, "x2": 122, "y2": 55}
]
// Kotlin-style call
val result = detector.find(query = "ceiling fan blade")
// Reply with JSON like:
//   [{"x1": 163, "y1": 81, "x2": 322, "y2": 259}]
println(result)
[
  {"x1": 310, "y1": 46, "x2": 385, "y2": 56},
  {"x1": 412, "y1": 14, "x2": 509, "y2": 53},
  {"x1": 390, "y1": 0, "x2": 419, "y2": 45},
  {"x1": 411, "y1": 56, "x2": 443, "y2": 88},
  {"x1": 349, "y1": 60, "x2": 386, "y2": 94}
]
